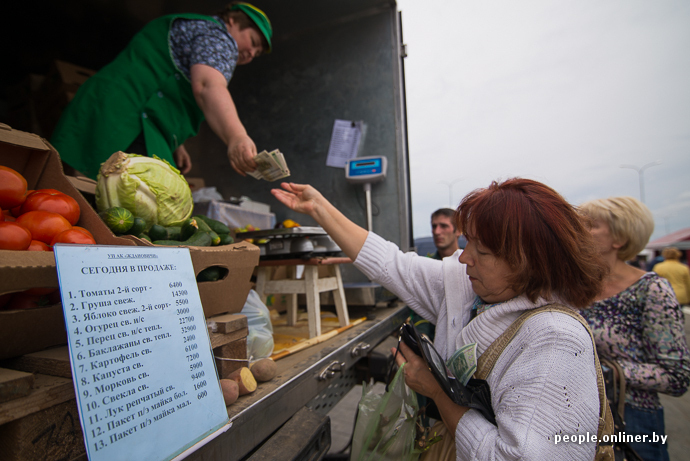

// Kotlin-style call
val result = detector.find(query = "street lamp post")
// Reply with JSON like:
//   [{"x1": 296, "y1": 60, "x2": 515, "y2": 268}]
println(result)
[
  {"x1": 439, "y1": 178, "x2": 463, "y2": 207},
  {"x1": 620, "y1": 161, "x2": 661, "y2": 203}
]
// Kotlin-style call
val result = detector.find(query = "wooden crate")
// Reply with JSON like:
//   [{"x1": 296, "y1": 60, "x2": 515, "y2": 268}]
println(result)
[
  {"x1": 0, "y1": 371, "x2": 82, "y2": 461},
  {"x1": 208, "y1": 314, "x2": 249, "y2": 378},
  {"x1": 0, "y1": 314, "x2": 247, "y2": 459},
  {"x1": 0, "y1": 398, "x2": 85, "y2": 461}
]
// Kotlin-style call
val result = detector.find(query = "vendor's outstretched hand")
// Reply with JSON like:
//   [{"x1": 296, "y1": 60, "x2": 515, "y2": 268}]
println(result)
[
  {"x1": 227, "y1": 134, "x2": 257, "y2": 176},
  {"x1": 271, "y1": 183, "x2": 322, "y2": 216}
]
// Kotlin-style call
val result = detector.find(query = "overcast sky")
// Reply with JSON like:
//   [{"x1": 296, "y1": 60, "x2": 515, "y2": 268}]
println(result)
[{"x1": 396, "y1": 0, "x2": 690, "y2": 243}]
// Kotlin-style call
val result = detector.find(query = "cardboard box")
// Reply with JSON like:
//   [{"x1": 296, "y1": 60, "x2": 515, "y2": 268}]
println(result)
[
  {"x1": 0, "y1": 124, "x2": 135, "y2": 360},
  {"x1": 123, "y1": 235, "x2": 260, "y2": 318},
  {"x1": 184, "y1": 177, "x2": 206, "y2": 192}
]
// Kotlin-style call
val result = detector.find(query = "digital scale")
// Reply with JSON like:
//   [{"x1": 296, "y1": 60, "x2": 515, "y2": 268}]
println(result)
[
  {"x1": 234, "y1": 227, "x2": 342, "y2": 260},
  {"x1": 345, "y1": 156, "x2": 388, "y2": 232}
]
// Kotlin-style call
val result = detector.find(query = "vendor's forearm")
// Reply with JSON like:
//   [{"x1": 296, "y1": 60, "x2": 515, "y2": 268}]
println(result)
[
  {"x1": 194, "y1": 85, "x2": 246, "y2": 144},
  {"x1": 191, "y1": 64, "x2": 246, "y2": 145}
]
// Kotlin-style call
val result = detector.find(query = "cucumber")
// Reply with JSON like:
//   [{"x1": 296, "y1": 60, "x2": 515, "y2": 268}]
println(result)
[
  {"x1": 166, "y1": 226, "x2": 182, "y2": 241},
  {"x1": 181, "y1": 218, "x2": 199, "y2": 241},
  {"x1": 128, "y1": 217, "x2": 147, "y2": 236},
  {"x1": 153, "y1": 230, "x2": 212, "y2": 247},
  {"x1": 148, "y1": 224, "x2": 168, "y2": 241},
  {"x1": 196, "y1": 266, "x2": 229, "y2": 282},
  {"x1": 218, "y1": 233, "x2": 234, "y2": 245},
  {"x1": 138, "y1": 233, "x2": 151, "y2": 242},
  {"x1": 99, "y1": 207, "x2": 134, "y2": 234},
  {"x1": 194, "y1": 218, "x2": 220, "y2": 246},
  {"x1": 194, "y1": 215, "x2": 231, "y2": 235}
]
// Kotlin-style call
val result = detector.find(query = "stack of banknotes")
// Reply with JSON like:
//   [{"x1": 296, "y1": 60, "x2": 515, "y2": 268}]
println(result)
[
  {"x1": 446, "y1": 342, "x2": 478, "y2": 386},
  {"x1": 249, "y1": 149, "x2": 290, "y2": 181}
]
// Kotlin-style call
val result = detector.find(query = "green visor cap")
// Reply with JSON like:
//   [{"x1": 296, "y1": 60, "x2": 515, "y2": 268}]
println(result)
[{"x1": 231, "y1": 2, "x2": 273, "y2": 53}]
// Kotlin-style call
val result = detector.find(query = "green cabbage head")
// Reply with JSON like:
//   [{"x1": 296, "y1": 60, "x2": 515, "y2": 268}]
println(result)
[{"x1": 95, "y1": 152, "x2": 193, "y2": 229}]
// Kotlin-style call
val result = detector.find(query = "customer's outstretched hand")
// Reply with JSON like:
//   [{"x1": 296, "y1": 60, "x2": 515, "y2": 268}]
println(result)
[
  {"x1": 271, "y1": 182, "x2": 369, "y2": 261},
  {"x1": 271, "y1": 183, "x2": 322, "y2": 216}
]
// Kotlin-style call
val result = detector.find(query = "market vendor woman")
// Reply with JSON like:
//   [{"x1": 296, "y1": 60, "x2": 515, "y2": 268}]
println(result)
[{"x1": 51, "y1": 2, "x2": 271, "y2": 180}]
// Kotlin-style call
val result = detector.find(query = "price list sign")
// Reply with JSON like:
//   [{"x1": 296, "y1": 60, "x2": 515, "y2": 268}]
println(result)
[{"x1": 54, "y1": 244, "x2": 229, "y2": 461}]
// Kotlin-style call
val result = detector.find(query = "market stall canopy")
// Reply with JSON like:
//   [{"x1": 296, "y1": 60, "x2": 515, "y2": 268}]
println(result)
[{"x1": 646, "y1": 227, "x2": 690, "y2": 250}]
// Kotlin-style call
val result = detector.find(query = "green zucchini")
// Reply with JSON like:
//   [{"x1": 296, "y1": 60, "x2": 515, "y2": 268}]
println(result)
[
  {"x1": 181, "y1": 218, "x2": 200, "y2": 241},
  {"x1": 196, "y1": 266, "x2": 229, "y2": 282},
  {"x1": 166, "y1": 226, "x2": 182, "y2": 241},
  {"x1": 194, "y1": 218, "x2": 220, "y2": 246},
  {"x1": 129, "y1": 217, "x2": 147, "y2": 236},
  {"x1": 153, "y1": 230, "x2": 212, "y2": 247},
  {"x1": 148, "y1": 224, "x2": 168, "y2": 241},
  {"x1": 194, "y1": 215, "x2": 231, "y2": 235},
  {"x1": 218, "y1": 233, "x2": 234, "y2": 245}
]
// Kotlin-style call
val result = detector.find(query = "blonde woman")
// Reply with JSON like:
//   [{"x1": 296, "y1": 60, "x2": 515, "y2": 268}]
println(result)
[
  {"x1": 579, "y1": 197, "x2": 690, "y2": 461},
  {"x1": 653, "y1": 247, "x2": 690, "y2": 305}
]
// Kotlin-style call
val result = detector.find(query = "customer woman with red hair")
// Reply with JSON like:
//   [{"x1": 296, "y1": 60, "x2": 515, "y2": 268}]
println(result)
[{"x1": 272, "y1": 178, "x2": 607, "y2": 460}]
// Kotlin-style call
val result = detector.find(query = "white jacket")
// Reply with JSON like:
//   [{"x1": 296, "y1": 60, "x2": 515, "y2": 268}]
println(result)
[{"x1": 354, "y1": 233, "x2": 599, "y2": 461}]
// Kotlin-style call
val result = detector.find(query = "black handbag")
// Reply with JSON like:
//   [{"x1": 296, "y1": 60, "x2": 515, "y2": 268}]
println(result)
[
  {"x1": 396, "y1": 322, "x2": 497, "y2": 425},
  {"x1": 600, "y1": 359, "x2": 644, "y2": 461}
]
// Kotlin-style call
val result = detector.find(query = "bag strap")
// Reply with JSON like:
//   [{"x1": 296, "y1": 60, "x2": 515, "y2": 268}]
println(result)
[
  {"x1": 474, "y1": 304, "x2": 614, "y2": 444},
  {"x1": 601, "y1": 357, "x2": 627, "y2": 419}
]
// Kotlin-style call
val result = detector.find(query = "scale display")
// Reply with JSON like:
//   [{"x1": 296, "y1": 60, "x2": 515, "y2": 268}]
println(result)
[{"x1": 345, "y1": 156, "x2": 387, "y2": 184}]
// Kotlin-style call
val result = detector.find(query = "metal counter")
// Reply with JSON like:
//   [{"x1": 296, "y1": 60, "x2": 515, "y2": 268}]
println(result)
[{"x1": 186, "y1": 303, "x2": 410, "y2": 461}]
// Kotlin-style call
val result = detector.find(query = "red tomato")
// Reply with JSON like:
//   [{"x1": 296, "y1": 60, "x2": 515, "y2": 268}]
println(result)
[
  {"x1": 0, "y1": 221, "x2": 32, "y2": 250},
  {"x1": 72, "y1": 226, "x2": 95, "y2": 239},
  {"x1": 51, "y1": 228, "x2": 96, "y2": 245},
  {"x1": 0, "y1": 207, "x2": 3, "y2": 222},
  {"x1": 0, "y1": 166, "x2": 28, "y2": 209},
  {"x1": 7, "y1": 291, "x2": 52, "y2": 310},
  {"x1": 20, "y1": 189, "x2": 80, "y2": 225},
  {"x1": 27, "y1": 239, "x2": 52, "y2": 251},
  {"x1": 16, "y1": 211, "x2": 72, "y2": 244}
]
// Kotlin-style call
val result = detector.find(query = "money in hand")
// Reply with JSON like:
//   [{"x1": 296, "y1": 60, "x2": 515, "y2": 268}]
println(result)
[
  {"x1": 446, "y1": 342, "x2": 478, "y2": 386},
  {"x1": 249, "y1": 149, "x2": 290, "y2": 181}
]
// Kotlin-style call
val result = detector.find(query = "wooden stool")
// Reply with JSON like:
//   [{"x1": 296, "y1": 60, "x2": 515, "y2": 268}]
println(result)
[{"x1": 254, "y1": 257, "x2": 351, "y2": 338}]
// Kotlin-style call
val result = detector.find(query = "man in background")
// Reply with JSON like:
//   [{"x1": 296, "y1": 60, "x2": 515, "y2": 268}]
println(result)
[
  {"x1": 411, "y1": 208, "x2": 463, "y2": 335},
  {"x1": 430, "y1": 208, "x2": 462, "y2": 260}
]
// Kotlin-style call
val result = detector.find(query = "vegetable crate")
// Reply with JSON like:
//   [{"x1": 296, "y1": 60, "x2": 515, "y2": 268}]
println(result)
[
  {"x1": 0, "y1": 124, "x2": 135, "y2": 361},
  {"x1": 123, "y1": 234, "x2": 260, "y2": 318}
]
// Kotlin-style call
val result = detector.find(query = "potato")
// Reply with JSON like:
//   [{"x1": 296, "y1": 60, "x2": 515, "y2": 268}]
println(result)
[
  {"x1": 220, "y1": 379, "x2": 239, "y2": 405},
  {"x1": 249, "y1": 358, "x2": 277, "y2": 382},
  {"x1": 227, "y1": 367, "x2": 257, "y2": 395}
]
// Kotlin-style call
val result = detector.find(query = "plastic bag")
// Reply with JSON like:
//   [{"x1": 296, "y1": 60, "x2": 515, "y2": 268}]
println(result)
[
  {"x1": 241, "y1": 289, "x2": 274, "y2": 361},
  {"x1": 192, "y1": 186, "x2": 224, "y2": 203},
  {"x1": 350, "y1": 363, "x2": 420, "y2": 461}
]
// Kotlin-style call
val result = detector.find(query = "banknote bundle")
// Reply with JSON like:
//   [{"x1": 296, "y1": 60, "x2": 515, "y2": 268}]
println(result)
[
  {"x1": 446, "y1": 342, "x2": 478, "y2": 386},
  {"x1": 249, "y1": 149, "x2": 290, "y2": 181}
]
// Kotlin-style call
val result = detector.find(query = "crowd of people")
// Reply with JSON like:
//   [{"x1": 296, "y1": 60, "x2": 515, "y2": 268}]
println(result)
[{"x1": 271, "y1": 180, "x2": 690, "y2": 461}]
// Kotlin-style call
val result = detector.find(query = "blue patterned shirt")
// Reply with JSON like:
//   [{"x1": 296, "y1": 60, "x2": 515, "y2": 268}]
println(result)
[
  {"x1": 580, "y1": 272, "x2": 690, "y2": 409},
  {"x1": 169, "y1": 16, "x2": 237, "y2": 82}
]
